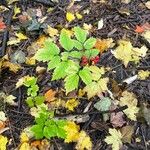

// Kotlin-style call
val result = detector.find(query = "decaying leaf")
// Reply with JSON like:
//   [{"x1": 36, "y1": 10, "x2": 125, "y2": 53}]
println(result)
[
  {"x1": 2, "y1": 61, "x2": 21, "y2": 73},
  {"x1": 142, "y1": 30, "x2": 150, "y2": 43},
  {"x1": 65, "y1": 99, "x2": 79, "y2": 111},
  {"x1": 110, "y1": 111, "x2": 126, "y2": 128},
  {"x1": 45, "y1": 25, "x2": 59, "y2": 37},
  {"x1": 84, "y1": 78, "x2": 109, "y2": 99},
  {"x1": 6, "y1": 95, "x2": 17, "y2": 106},
  {"x1": 145, "y1": 1, "x2": 150, "y2": 9},
  {"x1": 119, "y1": 91, "x2": 139, "y2": 121},
  {"x1": 16, "y1": 75, "x2": 30, "y2": 88},
  {"x1": 121, "y1": 125, "x2": 134, "y2": 143},
  {"x1": 104, "y1": 128, "x2": 123, "y2": 150},
  {"x1": 44, "y1": 89, "x2": 56, "y2": 102},
  {"x1": 112, "y1": 40, "x2": 148, "y2": 67},
  {"x1": 76, "y1": 131, "x2": 92, "y2": 150},
  {"x1": 95, "y1": 38, "x2": 114, "y2": 53},
  {"x1": 0, "y1": 111, "x2": 7, "y2": 122}
]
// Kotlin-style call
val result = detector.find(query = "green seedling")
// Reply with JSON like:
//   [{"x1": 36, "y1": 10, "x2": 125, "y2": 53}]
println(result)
[
  {"x1": 31, "y1": 109, "x2": 67, "y2": 139},
  {"x1": 35, "y1": 27, "x2": 100, "y2": 94}
]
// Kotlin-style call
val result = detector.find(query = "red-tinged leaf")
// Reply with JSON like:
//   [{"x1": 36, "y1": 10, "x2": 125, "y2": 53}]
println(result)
[
  {"x1": 135, "y1": 25, "x2": 144, "y2": 33},
  {"x1": 0, "y1": 21, "x2": 6, "y2": 30}
]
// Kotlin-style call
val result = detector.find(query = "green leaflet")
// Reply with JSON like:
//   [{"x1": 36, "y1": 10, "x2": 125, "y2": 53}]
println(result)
[
  {"x1": 52, "y1": 61, "x2": 69, "y2": 80},
  {"x1": 31, "y1": 111, "x2": 67, "y2": 140},
  {"x1": 84, "y1": 49, "x2": 99, "y2": 58},
  {"x1": 79, "y1": 68, "x2": 92, "y2": 85},
  {"x1": 74, "y1": 27, "x2": 87, "y2": 43},
  {"x1": 44, "y1": 40, "x2": 60, "y2": 55},
  {"x1": 73, "y1": 40, "x2": 83, "y2": 50},
  {"x1": 64, "y1": 74, "x2": 79, "y2": 94},
  {"x1": 69, "y1": 51, "x2": 82, "y2": 59},
  {"x1": 47, "y1": 56, "x2": 61, "y2": 70},
  {"x1": 35, "y1": 40, "x2": 60, "y2": 62},
  {"x1": 60, "y1": 30, "x2": 74, "y2": 51},
  {"x1": 84, "y1": 38, "x2": 96, "y2": 49}
]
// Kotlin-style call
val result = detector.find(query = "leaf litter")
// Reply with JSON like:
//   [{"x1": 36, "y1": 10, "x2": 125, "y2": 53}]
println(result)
[{"x1": 0, "y1": 0, "x2": 150, "y2": 150}]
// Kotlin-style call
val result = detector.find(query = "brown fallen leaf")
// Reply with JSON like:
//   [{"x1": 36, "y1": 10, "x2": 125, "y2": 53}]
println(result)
[
  {"x1": 121, "y1": 125, "x2": 134, "y2": 143},
  {"x1": 44, "y1": 89, "x2": 56, "y2": 102},
  {"x1": 110, "y1": 111, "x2": 126, "y2": 127}
]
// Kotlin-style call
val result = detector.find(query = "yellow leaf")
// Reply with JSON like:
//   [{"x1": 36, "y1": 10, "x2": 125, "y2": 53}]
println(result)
[
  {"x1": 112, "y1": 40, "x2": 148, "y2": 67},
  {"x1": 78, "y1": 89, "x2": 85, "y2": 97},
  {"x1": 138, "y1": 70, "x2": 150, "y2": 80},
  {"x1": 8, "y1": 0, "x2": 19, "y2": 5},
  {"x1": 15, "y1": 32, "x2": 27, "y2": 40},
  {"x1": 95, "y1": 38, "x2": 114, "y2": 53},
  {"x1": 5, "y1": 95, "x2": 17, "y2": 105},
  {"x1": 83, "y1": 23, "x2": 92, "y2": 31},
  {"x1": 76, "y1": 13, "x2": 83, "y2": 19},
  {"x1": 25, "y1": 57, "x2": 36, "y2": 65},
  {"x1": 64, "y1": 121, "x2": 80, "y2": 143},
  {"x1": 66, "y1": 12, "x2": 75, "y2": 22},
  {"x1": 13, "y1": 5, "x2": 21, "y2": 19},
  {"x1": 105, "y1": 128, "x2": 122, "y2": 150},
  {"x1": 2, "y1": 61, "x2": 21, "y2": 73},
  {"x1": 65, "y1": 99, "x2": 79, "y2": 111},
  {"x1": 84, "y1": 78, "x2": 109, "y2": 99},
  {"x1": 7, "y1": 37, "x2": 20, "y2": 45},
  {"x1": 76, "y1": 131, "x2": 92, "y2": 150},
  {"x1": 36, "y1": 35, "x2": 47, "y2": 48},
  {"x1": 119, "y1": 91, "x2": 139, "y2": 121},
  {"x1": 61, "y1": 28, "x2": 74, "y2": 37},
  {"x1": 20, "y1": 132, "x2": 29, "y2": 143},
  {"x1": 46, "y1": 25, "x2": 58, "y2": 37},
  {"x1": 19, "y1": 142, "x2": 30, "y2": 150},
  {"x1": 0, "y1": 135, "x2": 8, "y2": 150}
]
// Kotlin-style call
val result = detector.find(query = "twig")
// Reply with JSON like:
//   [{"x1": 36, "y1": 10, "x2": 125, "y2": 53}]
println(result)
[
  {"x1": 55, "y1": 105, "x2": 128, "y2": 118},
  {"x1": 31, "y1": 0, "x2": 56, "y2": 7},
  {"x1": 0, "y1": 7, "x2": 14, "y2": 57}
]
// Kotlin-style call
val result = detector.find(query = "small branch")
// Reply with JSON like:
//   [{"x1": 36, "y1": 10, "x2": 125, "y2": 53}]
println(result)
[
  {"x1": 31, "y1": 0, "x2": 56, "y2": 7},
  {"x1": 0, "y1": 7, "x2": 14, "y2": 57},
  {"x1": 55, "y1": 105, "x2": 128, "y2": 118}
]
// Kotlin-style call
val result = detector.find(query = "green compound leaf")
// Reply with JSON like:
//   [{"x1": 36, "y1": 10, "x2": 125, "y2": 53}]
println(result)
[
  {"x1": 73, "y1": 40, "x2": 83, "y2": 50},
  {"x1": 24, "y1": 77, "x2": 37, "y2": 87},
  {"x1": 52, "y1": 61, "x2": 69, "y2": 80},
  {"x1": 74, "y1": 27, "x2": 87, "y2": 43},
  {"x1": 44, "y1": 40, "x2": 60, "y2": 55},
  {"x1": 31, "y1": 125, "x2": 44, "y2": 139},
  {"x1": 79, "y1": 68, "x2": 92, "y2": 85},
  {"x1": 35, "y1": 40, "x2": 60, "y2": 62},
  {"x1": 64, "y1": 74, "x2": 79, "y2": 94},
  {"x1": 84, "y1": 49, "x2": 99, "y2": 58},
  {"x1": 26, "y1": 97, "x2": 34, "y2": 107},
  {"x1": 69, "y1": 51, "x2": 82, "y2": 59},
  {"x1": 35, "y1": 96, "x2": 45, "y2": 106},
  {"x1": 84, "y1": 38, "x2": 96, "y2": 49},
  {"x1": 60, "y1": 30, "x2": 74, "y2": 51},
  {"x1": 43, "y1": 126, "x2": 56, "y2": 139},
  {"x1": 47, "y1": 56, "x2": 61, "y2": 70}
]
